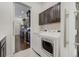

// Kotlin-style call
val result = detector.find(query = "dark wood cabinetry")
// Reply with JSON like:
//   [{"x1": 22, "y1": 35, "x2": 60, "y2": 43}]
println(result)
[
  {"x1": 39, "y1": 13, "x2": 44, "y2": 25},
  {"x1": 39, "y1": 3, "x2": 61, "y2": 25},
  {"x1": 0, "y1": 37, "x2": 6, "y2": 57}
]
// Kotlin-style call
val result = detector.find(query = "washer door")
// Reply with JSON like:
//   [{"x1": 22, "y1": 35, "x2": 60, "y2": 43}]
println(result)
[{"x1": 42, "y1": 40, "x2": 53, "y2": 54}]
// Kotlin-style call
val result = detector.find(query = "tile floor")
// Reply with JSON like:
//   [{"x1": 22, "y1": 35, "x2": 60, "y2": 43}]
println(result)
[{"x1": 12, "y1": 48, "x2": 39, "y2": 57}]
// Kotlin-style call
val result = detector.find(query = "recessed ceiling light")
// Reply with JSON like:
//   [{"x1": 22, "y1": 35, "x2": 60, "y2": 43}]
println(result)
[
  {"x1": 21, "y1": 10, "x2": 24, "y2": 14},
  {"x1": 19, "y1": 15, "x2": 22, "y2": 18}
]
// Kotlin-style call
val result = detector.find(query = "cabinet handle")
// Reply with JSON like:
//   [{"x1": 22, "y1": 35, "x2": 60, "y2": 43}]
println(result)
[
  {"x1": 74, "y1": 10, "x2": 79, "y2": 17},
  {"x1": 64, "y1": 9, "x2": 69, "y2": 47},
  {"x1": 13, "y1": 21, "x2": 15, "y2": 36}
]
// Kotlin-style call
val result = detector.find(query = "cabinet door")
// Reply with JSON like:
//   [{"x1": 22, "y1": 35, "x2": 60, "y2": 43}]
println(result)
[
  {"x1": 44, "y1": 11, "x2": 48, "y2": 24},
  {"x1": 39, "y1": 3, "x2": 60, "y2": 25},
  {"x1": 50, "y1": 4, "x2": 60, "y2": 23},
  {"x1": 57, "y1": 5, "x2": 61, "y2": 22},
  {"x1": 42, "y1": 12, "x2": 45, "y2": 25},
  {"x1": 54, "y1": 6, "x2": 57, "y2": 22},
  {"x1": 1, "y1": 42, "x2": 6, "y2": 57},
  {"x1": 49, "y1": 7, "x2": 54, "y2": 23},
  {"x1": 54, "y1": 3, "x2": 60, "y2": 22},
  {"x1": 55, "y1": 5, "x2": 58, "y2": 22},
  {"x1": 39, "y1": 13, "x2": 44, "y2": 25},
  {"x1": 47, "y1": 9, "x2": 51, "y2": 23}
]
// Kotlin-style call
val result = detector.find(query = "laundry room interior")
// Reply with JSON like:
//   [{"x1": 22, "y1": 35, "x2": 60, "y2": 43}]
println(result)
[{"x1": 0, "y1": 2, "x2": 78, "y2": 57}]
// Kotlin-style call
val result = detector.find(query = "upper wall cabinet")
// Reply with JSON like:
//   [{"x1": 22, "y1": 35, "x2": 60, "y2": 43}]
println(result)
[{"x1": 39, "y1": 3, "x2": 61, "y2": 25}]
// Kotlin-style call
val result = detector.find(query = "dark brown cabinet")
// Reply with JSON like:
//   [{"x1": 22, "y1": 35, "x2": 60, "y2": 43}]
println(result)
[
  {"x1": 0, "y1": 37, "x2": 6, "y2": 57},
  {"x1": 39, "y1": 3, "x2": 61, "y2": 25},
  {"x1": 39, "y1": 12, "x2": 44, "y2": 25}
]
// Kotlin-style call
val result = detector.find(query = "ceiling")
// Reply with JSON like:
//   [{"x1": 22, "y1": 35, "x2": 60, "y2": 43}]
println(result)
[{"x1": 14, "y1": 2, "x2": 30, "y2": 18}]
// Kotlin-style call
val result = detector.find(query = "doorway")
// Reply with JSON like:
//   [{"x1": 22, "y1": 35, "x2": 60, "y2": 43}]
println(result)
[
  {"x1": 13, "y1": 2, "x2": 31, "y2": 53},
  {"x1": 75, "y1": 2, "x2": 79, "y2": 57}
]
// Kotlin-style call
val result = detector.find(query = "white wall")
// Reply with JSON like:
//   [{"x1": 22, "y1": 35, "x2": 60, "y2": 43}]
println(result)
[
  {"x1": 60, "y1": 2, "x2": 76, "y2": 57},
  {"x1": 0, "y1": 2, "x2": 14, "y2": 56}
]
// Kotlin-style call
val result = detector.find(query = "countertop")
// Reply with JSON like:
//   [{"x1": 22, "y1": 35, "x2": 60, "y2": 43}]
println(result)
[
  {"x1": 0, "y1": 33, "x2": 6, "y2": 41},
  {"x1": 34, "y1": 31, "x2": 60, "y2": 39}
]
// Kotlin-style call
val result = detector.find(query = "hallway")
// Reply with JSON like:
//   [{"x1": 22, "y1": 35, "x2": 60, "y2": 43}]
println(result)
[{"x1": 15, "y1": 35, "x2": 30, "y2": 52}]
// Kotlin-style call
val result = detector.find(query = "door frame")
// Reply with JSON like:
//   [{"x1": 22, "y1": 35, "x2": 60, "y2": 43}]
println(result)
[{"x1": 12, "y1": 2, "x2": 31, "y2": 54}]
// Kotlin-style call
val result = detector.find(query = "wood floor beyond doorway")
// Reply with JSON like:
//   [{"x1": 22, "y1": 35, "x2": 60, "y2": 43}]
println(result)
[{"x1": 15, "y1": 35, "x2": 30, "y2": 53}]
